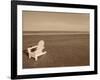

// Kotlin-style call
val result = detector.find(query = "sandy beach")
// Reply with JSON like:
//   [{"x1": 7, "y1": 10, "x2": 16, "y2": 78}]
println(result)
[{"x1": 22, "y1": 34, "x2": 89, "y2": 69}]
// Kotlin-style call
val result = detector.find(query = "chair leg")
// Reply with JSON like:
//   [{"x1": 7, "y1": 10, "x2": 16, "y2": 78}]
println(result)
[
  {"x1": 29, "y1": 54, "x2": 32, "y2": 59},
  {"x1": 34, "y1": 56, "x2": 38, "y2": 61}
]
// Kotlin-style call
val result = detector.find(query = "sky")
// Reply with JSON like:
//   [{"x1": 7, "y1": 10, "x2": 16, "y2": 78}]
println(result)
[{"x1": 22, "y1": 11, "x2": 89, "y2": 32}]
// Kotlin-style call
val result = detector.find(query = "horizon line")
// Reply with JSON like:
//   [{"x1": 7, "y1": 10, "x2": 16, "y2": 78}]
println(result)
[{"x1": 23, "y1": 31, "x2": 89, "y2": 35}]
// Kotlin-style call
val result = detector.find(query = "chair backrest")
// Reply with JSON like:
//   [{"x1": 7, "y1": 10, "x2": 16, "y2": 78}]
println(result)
[{"x1": 37, "y1": 40, "x2": 45, "y2": 49}]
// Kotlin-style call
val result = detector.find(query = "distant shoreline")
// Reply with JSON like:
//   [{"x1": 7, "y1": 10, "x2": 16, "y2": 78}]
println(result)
[{"x1": 23, "y1": 31, "x2": 89, "y2": 35}]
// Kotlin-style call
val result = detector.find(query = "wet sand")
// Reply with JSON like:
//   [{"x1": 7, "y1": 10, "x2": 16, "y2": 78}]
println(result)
[{"x1": 23, "y1": 34, "x2": 89, "y2": 69}]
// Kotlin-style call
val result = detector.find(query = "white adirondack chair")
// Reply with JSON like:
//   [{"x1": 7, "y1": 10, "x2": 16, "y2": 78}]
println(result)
[{"x1": 27, "y1": 40, "x2": 47, "y2": 61}]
